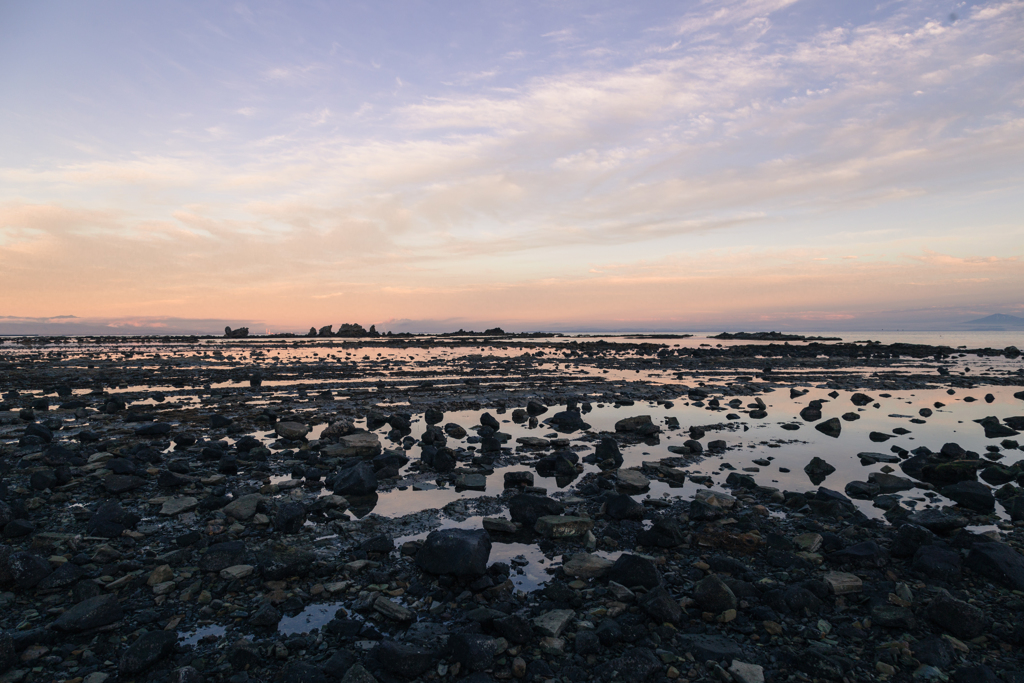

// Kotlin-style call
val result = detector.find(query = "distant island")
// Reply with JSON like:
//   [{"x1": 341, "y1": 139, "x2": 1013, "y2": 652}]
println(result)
[
  {"x1": 711, "y1": 331, "x2": 843, "y2": 341},
  {"x1": 961, "y1": 314, "x2": 1024, "y2": 329}
]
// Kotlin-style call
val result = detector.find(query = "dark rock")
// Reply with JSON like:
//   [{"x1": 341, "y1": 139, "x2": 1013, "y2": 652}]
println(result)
[
  {"x1": 607, "y1": 554, "x2": 660, "y2": 590},
  {"x1": 493, "y1": 614, "x2": 533, "y2": 644},
  {"x1": 575, "y1": 629, "x2": 601, "y2": 655},
  {"x1": 6, "y1": 552, "x2": 51, "y2": 589},
  {"x1": 953, "y1": 665, "x2": 1000, "y2": 683},
  {"x1": 509, "y1": 494, "x2": 563, "y2": 528},
  {"x1": 120, "y1": 630, "x2": 178, "y2": 675},
  {"x1": 870, "y1": 604, "x2": 916, "y2": 629},
  {"x1": 280, "y1": 662, "x2": 322, "y2": 683},
  {"x1": 275, "y1": 502, "x2": 308, "y2": 534},
  {"x1": 602, "y1": 647, "x2": 662, "y2": 682},
  {"x1": 332, "y1": 461, "x2": 378, "y2": 497},
  {"x1": 913, "y1": 545, "x2": 962, "y2": 582},
  {"x1": 965, "y1": 542, "x2": 1024, "y2": 590},
  {"x1": 614, "y1": 415, "x2": 660, "y2": 436},
  {"x1": 249, "y1": 602, "x2": 282, "y2": 628},
  {"x1": 803, "y1": 457, "x2": 835, "y2": 484},
  {"x1": 417, "y1": 529, "x2": 491, "y2": 577},
  {"x1": 912, "y1": 635, "x2": 955, "y2": 668},
  {"x1": 135, "y1": 422, "x2": 172, "y2": 437},
  {"x1": 850, "y1": 393, "x2": 873, "y2": 406},
  {"x1": 595, "y1": 436, "x2": 623, "y2": 467},
  {"x1": 693, "y1": 574, "x2": 737, "y2": 612},
  {"x1": 361, "y1": 534, "x2": 395, "y2": 554},
  {"x1": 907, "y1": 508, "x2": 968, "y2": 534},
  {"x1": 446, "y1": 633, "x2": 496, "y2": 672},
  {"x1": 480, "y1": 412, "x2": 500, "y2": 430},
  {"x1": 925, "y1": 592, "x2": 988, "y2": 639},
  {"x1": 637, "y1": 517, "x2": 685, "y2": 548},
  {"x1": 376, "y1": 640, "x2": 435, "y2": 678},
  {"x1": 639, "y1": 585, "x2": 682, "y2": 623},
  {"x1": 259, "y1": 547, "x2": 315, "y2": 581},
  {"x1": 605, "y1": 493, "x2": 644, "y2": 521},
  {"x1": 103, "y1": 474, "x2": 146, "y2": 494},
  {"x1": 829, "y1": 541, "x2": 888, "y2": 567},
  {"x1": 52, "y1": 594, "x2": 123, "y2": 632},
  {"x1": 526, "y1": 400, "x2": 547, "y2": 416},
  {"x1": 36, "y1": 562, "x2": 84, "y2": 590},
  {"x1": 814, "y1": 418, "x2": 842, "y2": 438},
  {"x1": 546, "y1": 410, "x2": 590, "y2": 433},
  {"x1": 675, "y1": 634, "x2": 743, "y2": 661},
  {"x1": 844, "y1": 481, "x2": 879, "y2": 499},
  {"x1": 941, "y1": 480, "x2": 995, "y2": 512},
  {"x1": 199, "y1": 540, "x2": 251, "y2": 573}
]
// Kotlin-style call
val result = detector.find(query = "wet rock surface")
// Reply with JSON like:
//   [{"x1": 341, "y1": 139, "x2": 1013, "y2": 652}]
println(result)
[{"x1": 0, "y1": 334, "x2": 1022, "y2": 682}]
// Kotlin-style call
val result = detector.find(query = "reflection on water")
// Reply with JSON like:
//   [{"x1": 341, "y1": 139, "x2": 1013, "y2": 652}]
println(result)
[
  {"x1": 179, "y1": 623, "x2": 226, "y2": 646},
  {"x1": 278, "y1": 602, "x2": 348, "y2": 635}
]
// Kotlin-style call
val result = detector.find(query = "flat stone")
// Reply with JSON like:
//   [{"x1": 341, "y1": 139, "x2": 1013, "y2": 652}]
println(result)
[
  {"x1": 533, "y1": 609, "x2": 574, "y2": 637},
  {"x1": 147, "y1": 565, "x2": 173, "y2": 586},
  {"x1": 325, "y1": 432, "x2": 382, "y2": 458},
  {"x1": 823, "y1": 571, "x2": 863, "y2": 595},
  {"x1": 220, "y1": 564, "x2": 254, "y2": 580},
  {"x1": 159, "y1": 496, "x2": 198, "y2": 516},
  {"x1": 616, "y1": 469, "x2": 650, "y2": 493},
  {"x1": 223, "y1": 494, "x2": 263, "y2": 521},
  {"x1": 482, "y1": 518, "x2": 517, "y2": 533},
  {"x1": 374, "y1": 596, "x2": 414, "y2": 621},
  {"x1": 729, "y1": 660, "x2": 766, "y2": 683},
  {"x1": 52, "y1": 594, "x2": 123, "y2": 632},
  {"x1": 793, "y1": 533, "x2": 822, "y2": 552},
  {"x1": 104, "y1": 474, "x2": 145, "y2": 494},
  {"x1": 456, "y1": 473, "x2": 487, "y2": 490},
  {"x1": 275, "y1": 421, "x2": 310, "y2": 440},
  {"x1": 562, "y1": 553, "x2": 614, "y2": 579},
  {"x1": 535, "y1": 515, "x2": 594, "y2": 539}
]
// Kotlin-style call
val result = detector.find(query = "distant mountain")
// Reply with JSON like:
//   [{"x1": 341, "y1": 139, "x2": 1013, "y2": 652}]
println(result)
[{"x1": 960, "y1": 314, "x2": 1024, "y2": 329}]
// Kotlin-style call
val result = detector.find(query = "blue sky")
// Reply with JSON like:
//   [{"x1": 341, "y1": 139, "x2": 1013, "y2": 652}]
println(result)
[{"x1": 1, "y1": 0, "x2": 1022, "y2": 333}]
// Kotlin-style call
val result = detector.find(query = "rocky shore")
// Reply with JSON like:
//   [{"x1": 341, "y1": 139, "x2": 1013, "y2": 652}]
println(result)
[{"x1": 0, "y1": 335, "x2": 1023, "y2": 683}]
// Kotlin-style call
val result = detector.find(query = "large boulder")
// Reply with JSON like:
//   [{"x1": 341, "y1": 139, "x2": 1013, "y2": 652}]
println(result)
[
  {"x1": 331, "y1": 461, "x2": 378, "y2": 497},
  {"x1": 416, "y1": 529, "x2": 491, "y2": 577},
  {"x1": 965, "y1": 542, "x2": 1024, "y2": 590}
]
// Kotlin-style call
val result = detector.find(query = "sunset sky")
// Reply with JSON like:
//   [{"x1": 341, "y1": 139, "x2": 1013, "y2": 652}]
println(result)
[{"x1": 1, "y1": 0, "x2": 1023, "y2": 334}]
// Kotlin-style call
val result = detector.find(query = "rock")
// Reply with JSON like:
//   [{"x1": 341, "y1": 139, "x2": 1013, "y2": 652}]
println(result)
[
  {"x1": 639, "y1": 585, "x2": 682, "y2": 623},
  {"x1": 913, "y1": 545, "x2": 962, "y2": 582},
  {"x1": 605, "y1": 492, "x2": 645, "y2": 520},
  {"x1": 535, "y1": 515, "x2": 593, "y2": 538},
  {"x1": 814, "y1": 418, "x2": 842, "y2": 438},
  {"x1": 912, "y1": 635, "x2": 956, "y2": 668},
  {"x1": 527, "y1": 400, "x2": 548, "y2": 416},
  {"x1": 533, "y1": 609, "x2": 574, "y2": 637},
  {"x1": 494, "y1": 615, "x2": 533, "y2": 644},
  {"x1": 926, "y1": 592, "x2": 988, "y2": 639},
  {"x1": 614, "y1": 415, "x2": 660, "y2": 436},
  {"x1": 675, "y1": 634, "x2": 743, "y2": 661},
  {"x1": 332, "y1": 462, "x2": 378, "y2": 497},
  {"x1": 160, "y1": 496, "x2": 198, "y2": 516},
  {"x1": 340, "y1": 663, "x2": 377, "y2": 683},
  {"x1": 375, "y1": 640, "x2": 434, "y2": 678},
  {"x1": 7, "y1": 552, "x2": 51, "y2": 589},
  {"x1": 575, "y1": 630, "x2": 601, "y2": 656},
  {"x1": 119, "y1": 630, "x2": 177, "y2": 675},
  {"x1": 249, "y1": 602, "x2": 282, "y2": 628},
  {"x1": 104, "y1": 474, "x2": 145, "y2": 493},
  {"x1": 416, "y1": 529, "x2": 491, "y2": 577},
  {"x1": 595, "y1": 437, "x2": 623, "y2": 466},
  {"x1": 637, "y1": 516, "x2": 686, "y2": 548},
  {"x1": 978, "y1": 416, "x2": 1019, "y2": 438},
  {"x1": 828, "y1": 541, "x2": 888, "y2": 567},
  {"x1": 546, "y1": 410, "x2": 590, "y2": 433},
  {"x1": 607, "y1": 554, "x2": 660, "y2": 590},
  {"x1": 603, "y1": 647, "x2": 662, "y2": 682},
  {"x1": 259, "y1": 547, "x2": 315, "y2": 580},
  {"x1": 455, "y1": 473, "x2": 487, "y2": 490},
  {"x1": 803, "y1": 457, "x2": 835, "y2": 484},
  {"x1": 729, "y1": 661, "x2": 765, "y2": 683},
  {"x1": 199, "y1": 540, "x2": 251, "y2": 572},
  {"x1": 220, "y1": 564, "x2": 254, "y2": 580},
  {"x1": 482, "y1": 518, "x2": 517, "y2": 533},
  {"x1": 86, "y1": 501, "x2": 140, "y2": 538},
  {"x1": 509, "y1": 494, "x2": 563, "y2": 528},
  {"x1": 52, "y1": 594, "x2": 123, "y2": 632},
  {"x1": 562, "y1": 553, "x2": 614, "y2": 579},
  {"x1": 907, "y1": 509, "x2": 968, "y2": 534},
  {"x1": 965, "y1": 542, "x2": 1024, "y2": 590},
  {"x1": 850, "y1": 393, "x2": 874, "y2": 406},
  {"x1": 446, "y1": 633, "x2": 497, "y2": 672},
  {"x1": 844, "y1": 481, "x2": 879, "y2": 499},
  {"x1": 823, "y1": 571, "x2": 862, "y2": 595},
  {"x1": 616, "y1": 469, "x2": 650, "y2": 493},
  {"x1": 868, "y1": 472, "x2": 915, "y2": 493},
  {"x1": 941, "y1": 480, "x2": 995, "y2": 512},
  {"x1": 694, "y1": 574, "x2": 737, "y2": 612},
  {"x1": 275, "y1": 502, "x2": 308, "y2": 534},
  {"x1": 374, "y1": 596, "x2": 414, "y2": 621},
  {"x1": 135, "y1": 422, "x2": 172, "y2": 437},
  {"x1": 503, "y1": 471, "x2": 534, "y2": 488},
  {"x1": 276, "y1": 421, "x2": 311, "y2": 440},
  {"x1": 871, "y1": 604, "x2": 917, "y2": 629},
  {"x1": 891, "y1": 524, "x2": 936, "y2": 558},
  {"x1": 223, "y1": 494, "x2": 263, "y2": 521},
  {"x1": 330, "y1": 432, "x2": 382, "y2": 458}
]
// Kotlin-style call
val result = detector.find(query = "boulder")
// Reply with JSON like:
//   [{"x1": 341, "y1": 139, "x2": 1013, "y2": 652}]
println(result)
[
  {"x1": 332, "y1": 461, "x2": 378, "y2": 497},
  {"x1": 52, "y1": 594, "x2": 123, "y2": 632},
  {"x1": 607, "y1": 554, "x2": 660, "y2": 590},
  {"x1": 120, "y1": 631, "x2": 178, "y2": 675},
  {"x1": 693, "y1": 574, "x2": 737, "y2": 612},
  {"x1": 509, "y1": 494, "x2": 563, "y2": 528},
  {"x1": 925, "y1": 592, "x2": 989, "y2": 639},
  {"x1": 965, "y1": 542, "x2": 1024, "y2": 590},
  {"x1": 416, "y1": 529, "x2": 491, "y2": 577}
]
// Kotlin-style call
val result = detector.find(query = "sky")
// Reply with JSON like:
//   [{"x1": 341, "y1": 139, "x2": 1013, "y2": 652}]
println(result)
[{"x1": 1, "y1": 0, "x2": 1023, "y2": 335}]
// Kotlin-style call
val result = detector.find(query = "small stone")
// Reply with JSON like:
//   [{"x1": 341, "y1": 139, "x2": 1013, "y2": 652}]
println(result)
[
  {"x1": 534, "y1": 515, "x2": 593, "y2": 538},
  {"x1": 729, "y1": 660, "x2": 765, "y2": 683},
  {"x1": 160, "y1": 496, "x2": 198, "y2": 516},
  {"x1": 219, "y1": 564, "x2": 254, "y2": 580},
  {"x1": 483, "y1": 517, "x2": 518, "y2": 533},
  {"x1": 374, "y1": 596, "x2": 414, "y2": 621},
  {"x1": 565, "y1": 552, "x2": 610, "y2": 581},
  {"x1": 533, "y1": 609, "x2": 574, "y2": 637},
  {"x1": 147, "y1": 564, "x2": 173, "y2": 586},
  {"x1": 823, "y1": 571, "x2": 863, "y2": 595}
]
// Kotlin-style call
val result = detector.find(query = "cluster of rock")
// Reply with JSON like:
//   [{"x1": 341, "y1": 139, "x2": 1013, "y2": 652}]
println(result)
[
  {"x1": 223, "y1": 327, "x2": 249, "y2": 338},
  {"x1": 307, "y1": 324, "x2": 381, "y2": 338}
]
